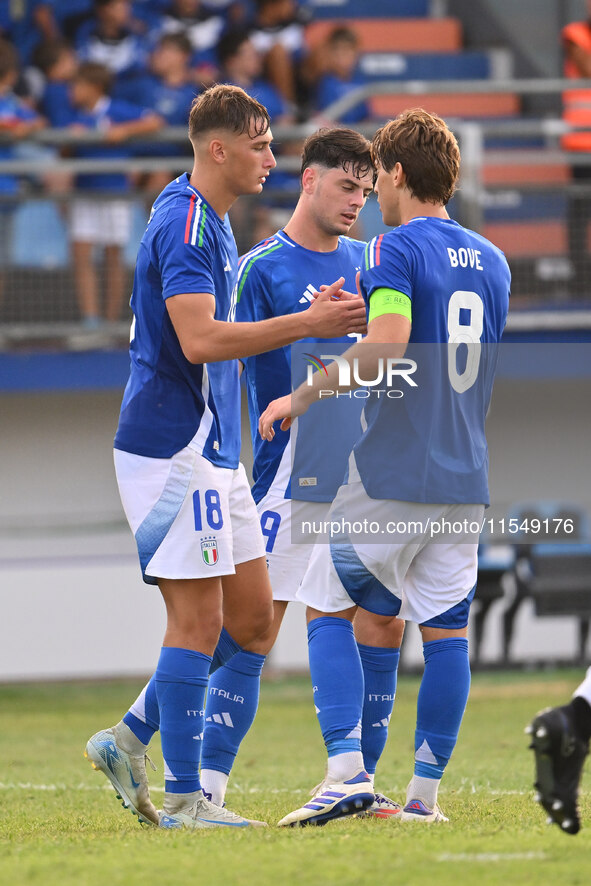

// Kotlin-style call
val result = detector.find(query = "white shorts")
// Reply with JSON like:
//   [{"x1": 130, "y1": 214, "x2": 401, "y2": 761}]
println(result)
[
  {"x1": 115, "y1": 447, "x2": 266, "y2": 584},
  {"x1": 256, "y1": 493, "x2": 331, "y2": 602},
  {"x1": 70, "y1": 198, "x2": 131, "y2": 246},
  {"x1": 296, "y1": 469, "x2": 484, "y2": 628}
]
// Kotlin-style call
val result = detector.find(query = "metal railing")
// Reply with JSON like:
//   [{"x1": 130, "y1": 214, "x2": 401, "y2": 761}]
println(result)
[{"x1": 1, "y1": 76, "x2": 591, "y2": 343}]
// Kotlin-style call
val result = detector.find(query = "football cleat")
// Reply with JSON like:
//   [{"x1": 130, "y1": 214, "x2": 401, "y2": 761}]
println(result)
[
  {"x1": 158, "y1": 793, "x2": 266, "y2": 829},
  {"x1": 364, "y1": 792, "x2": 402, "y2": 818},
  {"x1": 277, "y1": 770, "x2": 374, "y2": 827},
  {"x1": 527, "y1": 705, "x2": 589, "y2": 835},
  {"x1": 400, "y1": 797, "x2": 449, "y2": 823},
  {"x1": 85, "y1": 727, "x2": 158, "y2": 825}
]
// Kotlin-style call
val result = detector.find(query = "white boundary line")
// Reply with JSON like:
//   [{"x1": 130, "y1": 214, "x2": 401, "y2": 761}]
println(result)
[{"x1": 0, "y1": 782, "x2": 531, "y2": 796}]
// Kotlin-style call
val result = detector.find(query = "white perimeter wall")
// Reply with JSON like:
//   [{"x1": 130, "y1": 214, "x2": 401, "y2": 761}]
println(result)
[{"x1": 1, "y1": 378, "x2": 590, "y2": 682}]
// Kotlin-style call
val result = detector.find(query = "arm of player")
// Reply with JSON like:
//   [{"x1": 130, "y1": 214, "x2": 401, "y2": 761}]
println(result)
[
  {"x1": 166, "y1": 278, "x2": 367, "y2": 364},
  {"x1": 258, "y1": 307, "x2": 411, "y2": 441}
]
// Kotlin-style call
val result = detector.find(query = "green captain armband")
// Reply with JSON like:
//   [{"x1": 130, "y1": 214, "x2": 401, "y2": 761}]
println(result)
[{"x1": 368, "y1": 288, "x2": 412, "y2": 324}]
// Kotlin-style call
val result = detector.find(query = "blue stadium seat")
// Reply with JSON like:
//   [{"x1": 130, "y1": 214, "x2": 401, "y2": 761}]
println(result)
[
  {"x1": 10, "y1": 200, "x2": 69, "y2": 269},
  {"x1": 484, "y1": 193, "x2": 567, "y2": 224},
  {"x1": 303, "y1": 0, "x2": 429, "y2": 18},
  {"x1": 360, "y1": 51, "x2": 491, "y2": 82}
]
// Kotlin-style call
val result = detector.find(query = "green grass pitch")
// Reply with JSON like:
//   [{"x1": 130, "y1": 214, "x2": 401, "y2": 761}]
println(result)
[{"x1": 1, "y1": 670, "x2": 590, "y2": 886}]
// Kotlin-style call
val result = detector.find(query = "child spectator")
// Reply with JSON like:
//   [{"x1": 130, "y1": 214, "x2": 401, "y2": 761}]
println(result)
[
  {"x1": 248, "y1": 0, "x2": 309, "y2": 107},
  {"x1": 0, "y1": 38, "x2": 46, "y2": 300},
  {"x1": 65, "y1": 61, "x2": 162, "y2": 326},
  {"x1": 118, "y1": 32, "x2": 196, "y2": 122},
  {"x1": 34, "y1": 39, "x2": 79, "y2": 126},
  {"x1": 118, "y1": 32, "x2": 196, "y2": 190},
  {"x1": 153, "y1": 0, "x2": 226, "y2": 85},
  {"x1": 313, "y1": 26, "x2": 371, "y2": 124},
  {"x1": 0, "y1": 39, "x2": 46, "y2": 197},
  {"x1": 75, "y1": 0, "x2": 150, "y2": 88},
  {"x1": 217, "y1": 29, "x2": 292, "y2": 122}
]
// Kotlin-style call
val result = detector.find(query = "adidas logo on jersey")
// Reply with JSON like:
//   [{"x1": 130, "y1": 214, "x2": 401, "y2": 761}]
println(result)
[
  {"x1": 206, "y1": 712, "x2": 234, "y2": 727},
  {"x1": 299, "y1": 284, "x2": 317, "y2": 304}
]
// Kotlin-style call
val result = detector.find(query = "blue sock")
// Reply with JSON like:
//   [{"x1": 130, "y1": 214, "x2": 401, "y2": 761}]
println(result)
[
  {"x1": 155, "y1": 646, "x2": 211, "y2": 794},
  {"x1": 414, "y1": 638, "x2": 470, "y2": 779},
  {"x1": 308, "y1": 617, "x2": 364, "y2": 757},
  {"x1": 200, "y1": 649, "x2": 266, "y2": 775},
  {"x1": 358, "y1": 643, "x2": 400, "y2": 777},
  {"x1": 123, "y1": 676, "x2": 159, "y2": 745},
  {"x1": 210, "y1": 626, "x2": 241, "y2": 674},
  {"x1": 122, "y1": 627, "x2": 242, "y2": 746}
]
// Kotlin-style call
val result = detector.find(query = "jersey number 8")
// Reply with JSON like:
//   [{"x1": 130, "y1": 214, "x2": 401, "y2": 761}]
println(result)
[{"x1": 447, "y1": 290, "x2": 483, "y2": 393}]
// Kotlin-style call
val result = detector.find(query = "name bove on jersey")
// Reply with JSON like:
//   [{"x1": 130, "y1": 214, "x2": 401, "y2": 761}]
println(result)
[{"x1": 357, "y1": 217, "x2": 511, "y2": 505}]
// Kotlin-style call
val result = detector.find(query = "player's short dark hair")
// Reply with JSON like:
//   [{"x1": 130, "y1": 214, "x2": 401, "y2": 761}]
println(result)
[
  {"x1": 371, "y1": 108, "x2": 460, "y2": 205},
  {"x1": 157, "y1": 32, "x2": 193, "y2": 56},
  {"x1": 188, "y1": 83, "x2": 270, "y2": 141},
  {"x1": 74, "y1": 61, "x2": 113, "y2": 94},
  {"x1": 0, "y1": 39, "x2": 20, "y2": 80},
  {"x1": 300, "y1": 127, "x2": 373, "y2": 181}
]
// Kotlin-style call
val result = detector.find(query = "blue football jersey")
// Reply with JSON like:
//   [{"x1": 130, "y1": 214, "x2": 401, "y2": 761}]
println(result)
[
  {"x1": 356, "y1": 216, "x2": 511, "y2": 504},
  {"x1": 236, "y1": 230, "x2": 366, "y2": 503},
  {"x1": 115, "y1": 174, "x2": 241, "y2": 466}
]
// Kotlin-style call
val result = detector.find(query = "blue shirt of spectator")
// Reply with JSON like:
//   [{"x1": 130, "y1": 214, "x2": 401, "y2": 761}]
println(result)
[
  {"x1": 69, "y1": 95, "x2": 155, "y2": 191},
  {"x1": 315, "y1": 71, "x2": 369, "y2": 124},
  {"x1": 0, "y1": 92, "x2": 42, "y2": 194}
]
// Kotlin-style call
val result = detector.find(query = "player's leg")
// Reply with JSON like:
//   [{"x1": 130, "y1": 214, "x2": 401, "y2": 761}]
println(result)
[
  {"x1": 354, "y1": 607, "x2": 405, "y2": 817},
  {"x1": 87, "y1": 448, "x2": 269, "y2": 829},
  {"x1": 199, "y1": 561, "x2": 283, "y2": 806},
  {"x1": 401, "y1": 622, "x2": 470, "y2": 823},
  {"x1": 277, "y1": 541, "x2": 375, "y2": 827},
  {"x1": 399, "y1": 520, "x2": 480, "y2": 824},
  {"x1": 200, "y1": 494, "x2": 317, "y2": 805},
  {"x1": 85, "y1": 574, "x2": 223, "y2": 826},
  {"x1": 527, "y1": 666, "x2": 591, "y2": 834}
]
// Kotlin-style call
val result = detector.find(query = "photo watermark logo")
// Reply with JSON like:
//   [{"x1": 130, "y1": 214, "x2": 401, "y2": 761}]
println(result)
[{"x1": 304, "y1": 352, "x2": 418, "y2": 399}]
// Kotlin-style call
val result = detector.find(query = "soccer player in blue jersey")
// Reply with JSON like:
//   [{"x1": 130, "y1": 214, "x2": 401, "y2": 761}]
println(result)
[
  {"x1": 199, "y1": 127, "x2": 405, "y2": 819},
  {"x1": 260, "y1": 108, "x2": 511, "y2": 826},
  {"x1": 84, "y1": 83, "x2": 367, "y2": 831}
]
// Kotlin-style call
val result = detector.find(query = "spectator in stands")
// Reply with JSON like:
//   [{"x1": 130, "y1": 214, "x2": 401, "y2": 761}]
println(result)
[
  {"x1": 313, "y1": 25, "x2": 371, "y2": 124},
  {"x1": 65, "y1": 61, "x2": 162, "y2": 327},
  {"x1": 34, "y1": 39, "x2": 79, "y2": 126},
  {"x1": 561, "y1": 2, "x2": 591, "y2": 297},
  {"x1": 120, "y1": 32, "x2": 197, "y2": 190},
  {"x1": 0, "y1": 1, "x2": 59, "y2": 65},
  {"x1": 218, "y1": 29, "x2": 292, "y2": 122},
  {"x1": 153, "y1": 0, "x2": 226, "y2": 87},
  {"x1": 118, "y1": 31, "x2": 196, "y2": 120},
  {"x1": 218, "y1": 27, "x2": 296, "y2": 244},
  {"x1": 75, "y1": 0, "x2": 150, "y2": 89},
  {"x1": 0, "y1": 40, "x2": 46, "y2": 199},
  {"x1": 0, "y1": 39, "x2": 46, "y2": 301},
  {"x1": 248, "y1": 0, "x2": 309, "y2": 108}
]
